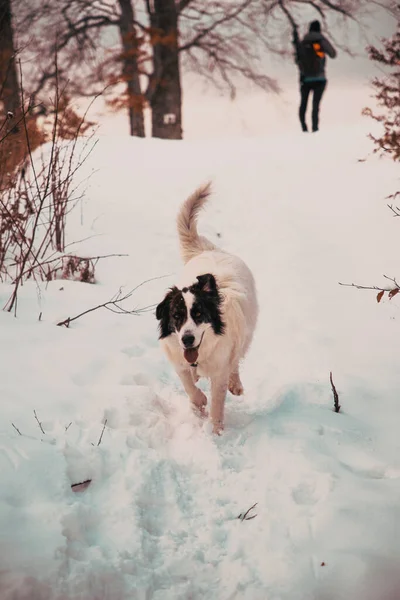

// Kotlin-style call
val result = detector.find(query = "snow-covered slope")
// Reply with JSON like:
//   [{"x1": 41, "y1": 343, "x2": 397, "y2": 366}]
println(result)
[{"x1": 1, "y1": 122, "x2": 399, "y2": 600}]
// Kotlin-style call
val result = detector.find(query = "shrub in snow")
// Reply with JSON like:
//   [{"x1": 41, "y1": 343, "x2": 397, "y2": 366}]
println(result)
[{"x1": 0, "y1": 75, "x2": 97, "y2": 312}]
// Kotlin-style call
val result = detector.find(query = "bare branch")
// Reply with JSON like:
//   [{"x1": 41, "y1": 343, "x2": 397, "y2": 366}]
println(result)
[
  {"x1": 339, "y1": 282, "x2": 389, "y2": 292},
  {"x1": 4, "y1": 61, "x2": 49, "y2": 313},
  {"x1": 277, "y1": 0, "x2": 298, "y2": 32},
  {"x1": 318, "y1": 0, "x2": 355, "y2": 19},
  {"x1": 58, "y1": 11, "x2": 118, "y2": 53},
  {"x1": 339, "y1": 274, "x2": 400, "y2": 293},
  {"x1": 179, "y1": 0, "x2": 253, "y2": 53},
  {"x1": 56, "y1": 274, "x2": 170, "y2": 327}
]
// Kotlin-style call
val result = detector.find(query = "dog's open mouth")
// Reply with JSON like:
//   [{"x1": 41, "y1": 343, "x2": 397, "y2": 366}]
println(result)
[
  {"x1": 184, "y1": 347, "x2": 199, "y2": 364},
  {"x1": 183, "y1": 331, "x2": 205, "y2": 365}
]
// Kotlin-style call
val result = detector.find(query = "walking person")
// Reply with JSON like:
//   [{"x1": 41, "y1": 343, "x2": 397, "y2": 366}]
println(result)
[{"x1": 293, "y1": 20, "x2": 337, "y2": 132}]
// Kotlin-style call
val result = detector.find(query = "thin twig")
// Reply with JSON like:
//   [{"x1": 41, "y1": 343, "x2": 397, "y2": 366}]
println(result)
[
  {"x1": 57, "y1": 274, "x2": 171, "y2": 327},
  {"x1": 388, "y1": 204, "x2": 400, "y2": 217},
  {"x1": 56, "y1": 293, "x2": 135, "y2": 327},
  {"x1": 14, "y1": 253, "x2": 128, "y2": 280},
  {"x1": 97, "y1": 419, "x2": 107, "y2": 446},
  {"x1": 4, "y1": 62, "x2": 49, "y2": 314},
  {"x1": 65, "y1": 422, "x2": 72, "y2": 432},
  {"x1": 339, "y1": 273, "x2": 400, "y2": 293},
  {"x1": 71, "y1": 479, "x2": 92, "y2": 491},
  {"x1": 238, "y1": 502, "x2": 258, "y2": 521},
  {"x1": 11, "y1": 422, "x2": 22, "y2": 435},
  {"x1": 33, "y1": 409, "x2": 46, "y2": 434},
  {"x1": 339, "y1": 275, "x2": 400, "y2": 303},
  {"x1": 330, "y1": 372, "x2": 341, "y2": 413},
  {"x1": 339, "y1": 281, "x2": 389, "y2": 292},
  {"x1": 63, "y1": 234, "x2": 102, "y2": 250}
]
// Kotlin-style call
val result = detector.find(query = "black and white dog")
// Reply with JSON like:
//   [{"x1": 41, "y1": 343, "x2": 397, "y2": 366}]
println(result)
[{"x1": 156, "y1": 183, "x2": 258, "y2": 434}]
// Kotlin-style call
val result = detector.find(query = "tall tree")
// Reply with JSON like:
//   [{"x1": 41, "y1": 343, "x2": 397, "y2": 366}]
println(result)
[
  {"x1": 53, "y1": 0, "x2": 146, "y2": 137},
  {"x1": 0, "y1": 0, "x2": 20, "y2": 115},
  {"x1": 146, "y1": 0, "x2": 182, "y2": 139},
  {"x1": 117, "y1": 0, "x2": 145, "y2": 136}
]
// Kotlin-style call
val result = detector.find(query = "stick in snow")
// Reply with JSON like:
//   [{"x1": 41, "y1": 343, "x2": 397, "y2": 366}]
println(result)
[
  {"x1": 238, "y1": 503, "x2": 258, "y2": 521},
  {"x1": 71, "y1": 479, "x2": 92, "y2": 492},
  {"x1": 91, "y1": 419, "x2": 108, "y2": 447},
  {"x1": 330, "y1": 372, "x2": 341, "y2": 413},
  {"x1": 33, "y1": 409, "x2": 45, "y2": 434},
  {"x1": 11, "y1": 422, "x2": 22, "y2": 435}
]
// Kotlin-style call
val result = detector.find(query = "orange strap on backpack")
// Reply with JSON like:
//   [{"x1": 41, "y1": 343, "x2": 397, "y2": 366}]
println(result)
[{"x1": 312, "y1": 43, "x2": 325, "y2": 58}]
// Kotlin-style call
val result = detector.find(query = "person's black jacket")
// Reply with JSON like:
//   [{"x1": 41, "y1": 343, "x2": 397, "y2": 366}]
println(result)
[{"x1": 295, "y1": 31, "x2": 337, "y2": 80}]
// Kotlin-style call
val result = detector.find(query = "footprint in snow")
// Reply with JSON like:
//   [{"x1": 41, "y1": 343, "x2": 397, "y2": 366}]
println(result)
[{"x1": 292, "y1": 482, "x2": 319, "y2": 506}]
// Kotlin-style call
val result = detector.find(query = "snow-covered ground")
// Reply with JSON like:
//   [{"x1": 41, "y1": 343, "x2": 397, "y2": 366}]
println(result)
[{"x1": 1, "y1": 110, "x2": 400, "y2": 599}]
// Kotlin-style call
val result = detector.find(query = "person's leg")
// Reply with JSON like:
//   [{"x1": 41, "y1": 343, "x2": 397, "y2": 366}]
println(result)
[
  {"x1": 299, "y1": 82, "x2": 311, "y2": 132},
  {"x1": 311, "y1": 80, "x2": 327, "y2": 132}
]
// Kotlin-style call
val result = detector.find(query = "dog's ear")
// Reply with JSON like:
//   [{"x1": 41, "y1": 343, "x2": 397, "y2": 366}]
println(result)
[
  {"x1": 196, "y1": 274, "x2": 224, "y2": 335},
  {"x1": 196, "y1": 273, "x2": 217, "y2": 294},
  {"x1": 156, "y1": 295, "x2": 169, "y2": 321},
  {"x1": 156, "y1": 288, "x2": 177, "y2": 338}
]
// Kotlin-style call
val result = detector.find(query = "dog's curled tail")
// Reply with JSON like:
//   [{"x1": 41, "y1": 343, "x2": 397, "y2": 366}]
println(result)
[{"x1": 177, "y1": 182, "x2": 217, "y2": 264}]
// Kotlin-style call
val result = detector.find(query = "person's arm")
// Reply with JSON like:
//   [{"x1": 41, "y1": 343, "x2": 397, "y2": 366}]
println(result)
[{"x1": 321, "y1": 36, "x2": 337, "y2": 59}]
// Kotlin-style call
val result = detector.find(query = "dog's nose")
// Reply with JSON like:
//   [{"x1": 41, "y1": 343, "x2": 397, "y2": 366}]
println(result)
[{"x1": 182, "y1": 333, "x2": 195, "y2": 348}]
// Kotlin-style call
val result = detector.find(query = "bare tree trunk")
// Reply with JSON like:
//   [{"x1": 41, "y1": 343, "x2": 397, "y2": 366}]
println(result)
[
  {"x1": 148, "y1": 0, "x2": 182, "y2": 140},
  {"x1": 0, "y1": 0, "x2": 21, "y2": 115},
  {"x1": 117, "y1": 0, "x2": 145, "y2": 137}
]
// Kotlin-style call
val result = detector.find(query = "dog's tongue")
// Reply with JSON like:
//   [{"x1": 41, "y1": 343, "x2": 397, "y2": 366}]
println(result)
[{"x1": 184, "y1": 348, "x2": 199, "y2": 364}]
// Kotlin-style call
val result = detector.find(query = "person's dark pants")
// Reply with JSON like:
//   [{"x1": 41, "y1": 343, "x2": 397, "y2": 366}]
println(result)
[{"x1": 299, "y1": 80, "x2": 327, "y2": 132}]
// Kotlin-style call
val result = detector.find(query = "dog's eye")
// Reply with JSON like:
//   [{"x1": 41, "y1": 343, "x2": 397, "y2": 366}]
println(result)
[{"x1": 193, "y1": 310, "x2": 202, "y2": 319}]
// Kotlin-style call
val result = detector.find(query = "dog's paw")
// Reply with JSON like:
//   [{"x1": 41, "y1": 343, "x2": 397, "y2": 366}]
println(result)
[
  {"x1": 229, "y1": 374, "x2": 244, "y2": 396},
  {"x1": 192, "y1": 389, "x2": 207, "y2": 410},
  {"x1": 193, "y1": 404, "x2": 208, "y2": 419},
  {"x1": 212, "y1": 421, "x2": 224, "y2": 436},
  {"x1": 229, "y1": 382, "x2": 244, "y2": 396}
]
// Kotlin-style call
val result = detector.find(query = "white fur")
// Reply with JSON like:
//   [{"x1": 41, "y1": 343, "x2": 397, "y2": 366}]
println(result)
[
  {"x1": 160, "y1": 183, "x2": 258, "y2": 434},
  {"x1": 178, "y1": 291, "x2": 200, "y2": 347}
]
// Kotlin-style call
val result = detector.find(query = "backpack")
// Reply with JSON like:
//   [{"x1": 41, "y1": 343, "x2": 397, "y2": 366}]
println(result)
[{"x1": 296, "y1": 40, "x2": 325, "y2": 76}]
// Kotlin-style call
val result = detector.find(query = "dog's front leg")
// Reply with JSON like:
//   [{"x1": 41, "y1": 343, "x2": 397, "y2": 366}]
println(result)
[
  {"x1": 210, "y1": 375, "x2": 229, "y2": 435},
  {"x1": 177, "y1": 368, "x2": 207, "y2": 413},
  {"x1": 191, "y1": 367, "x2": 200, "y2": 384}
]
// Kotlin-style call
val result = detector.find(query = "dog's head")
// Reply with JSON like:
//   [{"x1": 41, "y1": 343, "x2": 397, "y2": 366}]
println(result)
[{"x1": 156, "y1": 273, "x2": 225, "y2": 349}]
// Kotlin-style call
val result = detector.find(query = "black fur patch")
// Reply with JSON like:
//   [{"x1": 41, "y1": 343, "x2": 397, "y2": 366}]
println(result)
[
  {"x1": 156, "y1": 287, "x2": 187, "y2": 338},
  {"x1": 156, "y1": 273, "x2": 225, "y2": 339},
  {"x1": 189, "y1": 274, "x2": 225, "y2": 335},
  {"x1": 170, "y1": 292, "x2": 188, "y2": 332}
]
